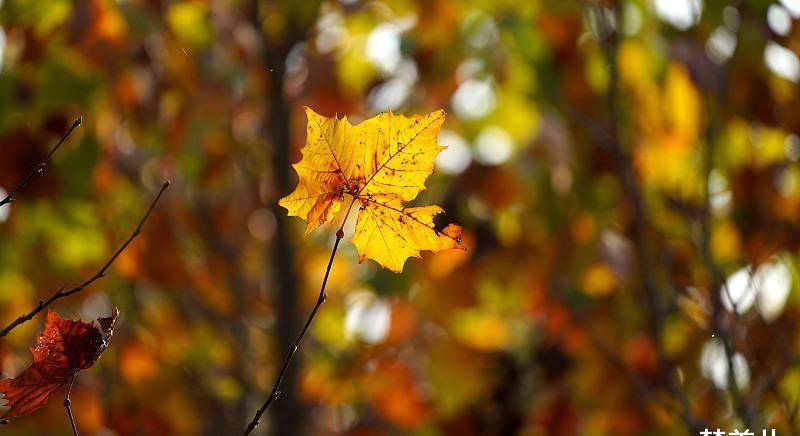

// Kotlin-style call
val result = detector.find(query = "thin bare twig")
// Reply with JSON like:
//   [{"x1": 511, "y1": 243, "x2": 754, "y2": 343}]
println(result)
[
  {"x1": 0, "y1": 181, "x2": 170, "y2": 338},
  {"x1": 0, "y1": 117, "x2": 82, "y2": 208},
  {"x1": 64, "y1": 375, "x2": 79, "y2": 436},
  {"x1": 242, "y1": 198, "x2": 357, "y2": 436}
]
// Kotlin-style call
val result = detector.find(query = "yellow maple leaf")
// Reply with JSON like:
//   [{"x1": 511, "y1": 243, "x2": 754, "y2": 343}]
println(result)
[{"x1": 280, "y1": 107, "x2": 465, "y2": 272}]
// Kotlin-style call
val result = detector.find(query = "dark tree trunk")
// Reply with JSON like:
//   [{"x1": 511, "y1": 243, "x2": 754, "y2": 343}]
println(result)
[
  {"x1": 265, "y1": 53, "x2": 306, "y2": 436},
  {"x1": 250, "y1": 1, "x2": 320, "y2": 434}
]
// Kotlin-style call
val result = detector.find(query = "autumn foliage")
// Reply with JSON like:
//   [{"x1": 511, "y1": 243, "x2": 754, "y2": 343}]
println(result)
[
  {"x1": 280, "y1": 108, "x2": 464, "y2": 272},
  {"x1": 2, "y1": 0, "x2": 800, "y2": 435},
  {"x1": 0, "y1": 310, "x2": 117, "y2": 419}
]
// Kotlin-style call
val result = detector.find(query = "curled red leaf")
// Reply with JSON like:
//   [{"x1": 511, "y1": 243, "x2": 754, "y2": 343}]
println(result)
[{"x1": 0, "y1": 308, "x2": 118, "y2": 419}]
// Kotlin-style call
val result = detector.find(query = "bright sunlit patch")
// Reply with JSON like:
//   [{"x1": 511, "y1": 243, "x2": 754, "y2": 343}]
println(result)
[
  {"x1": 768, "y1": 5, "x2": 793, "y2": 37},
  {"x1": 0, "y1": 187, "x2": 8, "y2": 222},
  {"x1": 721, "y1": 267, "x2": 756, "y2": 314},
  {"x1": 368, "y1": 59, "x2": 417, "y2": 112},
  {"x1": 284, "y1": 42, "x2": 309, "y2": 96},
  {"x1": 705, "y1": 26, "x2": 737, "y2": 64},
  {"x1": 720, "y1": 261, "x2": 794, "y2": 321},
  {"x1": 780, "y1": 0, "x2": 800, "y2": 18},
  {"x1": 435, "y1": 130, "x2": 472, "y2": 175},
  {"x1": 652, "y1": 0, "x2": 703, "y2": 30},
  {"x1": 764, "y1": 41, "x2": 800, "y2": 82},
  {"x1": 461, "y1": 10, "x2": 498, "y2": 49},
  {"x1": 315, "y1": 7, "x2": 347, "y2": 54},
  {"x1": 81, "y1": 292, "x2": 113, "y2": 323},
  {"x1": 755, "y1": 261, "x2": 793, "y2": 322},
  {"x1": 708, "y1": 169, "x2": 728, "y2": 193},
  {"x1": 452, "y1": 78, "x2": 496, "y2": 120},
  {"x1": 710, "y1": 190, "x2": 732, "y2": 214},
  {"x1": 369, "y1": 77, "x2": 412, "y2": 112},
  {"x1": 344, "y1": 290, "x2": 391, "y2": 345},
  {"x1": 699, "y1": 339, "x2": 750, "y2": 389},
  {"x1": 624, "y1": 2, "x2": 643, "y2": 35},
  {"x1": 474, "y1": 126, "x2": 513, "y2": 166},
  {"x1": 366, "y1": 23, "x2": 402, "y2": 73},
  {"x1": 708, "y1": 170, "x2": 732, "y2": 213}
]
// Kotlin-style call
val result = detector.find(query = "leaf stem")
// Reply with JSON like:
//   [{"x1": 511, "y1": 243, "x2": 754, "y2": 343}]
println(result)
[
  {"x1": 0, "y1": 181, "x2": 170, "y2": 338},
  {"x1": 0, "y1": 117, "x2": 82, "y2": 208},
  {"x1": 242, "y1": 197, "x2": 356, "y2": 436},
  {"x1": 64, "y1": 374, "x2": 79, "y2": 436}
]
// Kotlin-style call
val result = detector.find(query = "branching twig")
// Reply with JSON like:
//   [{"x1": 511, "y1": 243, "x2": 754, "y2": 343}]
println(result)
[
  {"x1": 242, "y1": 198, "x2": 357, "y2": 436},
  {"x1": 64, "y1": 374, "x2": 79, "y2": 436},
  {"x1": 598, "y1": 1, "x2": 660, "y2": 332},
  {"x1": 593, "y1": 2, "x2": 703, "y2": 430},
  {"x1": 0, "y1": 181, "x2": 170, "y2": 337},
  {"x1": 0, "y1": 117, "x2": 82, "y2": 208},
  {"x1": 695, "y1": 62, "x2": 754, "y2": 425}
]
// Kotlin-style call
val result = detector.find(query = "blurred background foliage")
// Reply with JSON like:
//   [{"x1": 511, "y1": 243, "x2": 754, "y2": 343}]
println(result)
[{"x1": 1, "y1": 0, "x2": 800, "y2": 434}]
